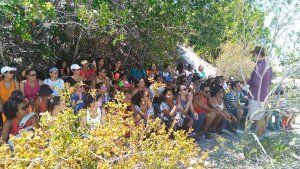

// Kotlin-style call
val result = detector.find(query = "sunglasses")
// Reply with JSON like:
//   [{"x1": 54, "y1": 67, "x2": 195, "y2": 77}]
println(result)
[
  {"x1": 73, "y1": 69, "x2": 81, "y2": 71},
  {"x1": 19, "y1": 104, "x2": 29, "y2": 111},
  {"x1": 6, "y1": 71, "x2": 15, "y2": 74},
  {"x1": 51, "y1": 71, "x2": 58, "y2": 74},
  {"x1": 29, "y1": 74, "x2": 37, "y2": 76}
]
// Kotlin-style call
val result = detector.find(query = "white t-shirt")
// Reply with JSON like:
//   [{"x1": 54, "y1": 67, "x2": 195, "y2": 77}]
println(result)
[{"x1": 43, "y1": 78, "x2": 64, "y2": 96}]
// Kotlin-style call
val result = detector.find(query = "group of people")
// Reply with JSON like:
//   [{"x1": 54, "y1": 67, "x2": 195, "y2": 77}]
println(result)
[{"x1": 0, "y1": 46, "x2": 296, "y2": 145}]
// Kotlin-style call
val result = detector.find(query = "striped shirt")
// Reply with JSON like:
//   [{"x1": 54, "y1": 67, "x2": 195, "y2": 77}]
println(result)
[{"x1": 224, "y1": 91, "x2": 238, "y2": 110}]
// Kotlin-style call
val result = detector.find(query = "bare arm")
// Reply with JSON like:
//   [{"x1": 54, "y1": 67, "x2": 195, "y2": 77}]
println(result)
[{"x1": 1, "y1": 120, "x2": 11, "y2": 142}]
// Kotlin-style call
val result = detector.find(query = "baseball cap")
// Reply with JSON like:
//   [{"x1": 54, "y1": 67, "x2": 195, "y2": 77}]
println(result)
[
  {"x1": 1, "y1": 66, "x2": 17, "y2": 74},
  {"x1": 70, "y1": 64, "x2": 81, "y2": 70},
  {"x1": 49, "y1": 67, "x2": 59, "y2": 73}
]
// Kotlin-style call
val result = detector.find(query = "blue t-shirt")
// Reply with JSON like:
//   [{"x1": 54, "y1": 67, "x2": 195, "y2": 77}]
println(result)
[
  {"x1": 130, "y1": 68, "x2": 146, "y2": 79},
  {"x1": 70, "y1": 93, "x2": 85, "y2": 113}
]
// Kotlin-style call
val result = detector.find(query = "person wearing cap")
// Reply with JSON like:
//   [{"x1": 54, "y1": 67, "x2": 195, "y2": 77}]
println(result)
[
  {"x1": 70, "y1": 81, "x2": 87, "y2": 113},
  {"x1": 34, "y1": 84, "x2": 53, "y2": 115},
  {"x1": 20, "y1": 68, "x2": 43, "y2": 102},
  {"x1": 65, "y1": 64, "x2": 84, "y2": 89},
  {"x1": 80, "y1": 60, "x2": 95, "y2": 83},
  {"x1": 0, "y1": 66, "x2": 19, "y2": 124},
  {"x1": 248, "y1": 46, "x2": 273, "y2": 138},
  {"x1": 43, "y1": 67, "x2": 64, "y2": 96}
]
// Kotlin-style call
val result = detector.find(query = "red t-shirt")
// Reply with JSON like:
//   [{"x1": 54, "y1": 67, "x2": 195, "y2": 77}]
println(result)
[
  {"x1": 80, "y1": 69, "x2": 95, "y2": 81},
  {"x1": 10, "y1": 118, "x2": 32, "y2": 136},
  {"x1": 193, "y1": 95, "x2": 208, "y2": 114}
]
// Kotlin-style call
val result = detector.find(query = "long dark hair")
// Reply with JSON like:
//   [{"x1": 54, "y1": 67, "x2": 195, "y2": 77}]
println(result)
[
  {"x1": 131, "y1": 90, "x2": 145, "y2": 106},
  {"x1": 3, "y1": 97, "x2": 26, "y2": 120},
  {"x1": 47, "y1": 96, "x2": 61, "y2": 113},
  {"x1": 210, "y1": 84, "x2": 224, "y2": 97}
]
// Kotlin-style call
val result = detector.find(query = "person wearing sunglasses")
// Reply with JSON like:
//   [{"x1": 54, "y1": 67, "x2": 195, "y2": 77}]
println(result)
[
  {"x1": 20, "y1": 68, "x2": 43, "y2": 102},
  {"x1": 65, "y1": 64, "x2": 84, "y2": 89},
  {"x1": 1, "y1": 97, "x2": 39, "y2": 143},
  {"x1": 0, "y1": 66, "x2": 20, "y2": 124},
  {"x1": 192, "y1": 83, "x2": 217, "y2": 139},
  {"x1": 91, "y1": 68, "x2": 111, "y2": 91},
  {"x1": 43, "y1": 67, "x2": 64, "y2": 96},
  {"x1": 70, "y1": 81, "x2": 87, "y2": 113}
]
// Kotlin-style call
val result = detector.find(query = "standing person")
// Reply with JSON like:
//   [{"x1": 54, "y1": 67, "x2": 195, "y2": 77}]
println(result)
[
  {"x1": 192, "y1": 83, "x2": 216, "y2": 139},
  {"x1": 59, "y1": 61, "x2": 71, "y2": 78},
  {"x1": 20, "y1": 68, "x2": 43, "y2": 102},
  {"x1": 248, "y1": 46, "x2": 273, "y2": 138},
  {"x1": 43, "y1": 67, "x2": 64, "y2": 96},
  {"x1": 80, "y1": 60, "x2": 95, "y2": 84},
  {"x1": 0, "y1": 66, "x2": 19, "y2": 124},
  {"x1": 65, "y1": 64, "x2": 84, "y2": 89}
]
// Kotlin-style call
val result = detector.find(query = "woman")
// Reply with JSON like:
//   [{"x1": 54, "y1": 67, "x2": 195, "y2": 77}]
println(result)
[
  {"x1": 129, "y1": 90, "x2": 154, "y2": 126},
  {"x1": 34, "y1": 84, "x2": 53, "y2": 115},
  {"x1": 60, "y1": 61, "x2": 71, "y2": 78},
  {"x1": 95, "y1": 57, "x2": 105, "y2": 72},
  {"x1": 96, "y1": 82, "x2": 111, "y2": 105},
  {"x1": 65, "y1": 64, "x2": 84, "y2": 89},
  {"x1": 1, "y1": 97, "x2": 39, "y2": 143},
  {"x1": 209, "y1": 85, "x2": 237, "y2": 133},
  {"x1": 91, "y1": 68, "x2": 111, "y2": 91},
  {"x1": 81, "y1": 94, "x2": 105, "y2": 128},
  {"x1": 159, "y1": 88, "x2": 189, "y2": 131},
  {"x1": 132, "y1": 78, "x2": 150, "y2": 96},
  {"x1": 0, "y1": 66, "x2": 19, "y2": 123},
  {"x1": 47, "y1": 96, "x2": 65, "y2": 117},
  {"x1": 20, "y1": 68, "x2": 43, "y2": 102},
  {"x1": 70, "y1": 81, "x2": 86, "y2": 113},
  {"x1": 43, "y1": 67, "x2": 64, "y2": 96},
  {"x1": 111, "y1": 60, "x2": 123, "y2": 81},
  {"x1": 176, "y1": 85, "x2": 196, "y2": 133}
]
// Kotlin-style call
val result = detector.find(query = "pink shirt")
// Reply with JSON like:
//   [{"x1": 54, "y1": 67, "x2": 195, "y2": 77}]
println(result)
[{"x1": 24, "y1": 80, "x2": 40, "y2": 101}]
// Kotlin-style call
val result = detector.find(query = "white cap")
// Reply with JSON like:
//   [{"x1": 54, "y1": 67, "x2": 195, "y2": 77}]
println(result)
[
  {"x1": 1, "y1": 66, "x2": 17, "y2": 74},
  {"x1": 70, "y1": 64, "x2": 81, "y2": 70}
]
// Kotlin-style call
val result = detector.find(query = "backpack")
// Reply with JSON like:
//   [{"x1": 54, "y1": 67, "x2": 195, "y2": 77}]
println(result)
[{"x1": 8, "y1": 112, "x2": 38, "y2": 150}]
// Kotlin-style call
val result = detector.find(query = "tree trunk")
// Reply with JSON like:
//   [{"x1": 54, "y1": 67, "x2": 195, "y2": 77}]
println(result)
[{"x1": 0, "y1": 39, "x2": 6, "y2": 65}]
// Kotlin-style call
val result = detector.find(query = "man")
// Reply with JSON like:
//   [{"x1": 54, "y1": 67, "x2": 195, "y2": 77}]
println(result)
[
  {"x1": 224, "y1": 81, "x2": 244, "y2": 131},
  {"x1": 130, "y1": 62, "x2": 147, "y2": 82},
  {"x1": 160, "y1": 64, "x2": 173, "y2": 83},
  {"x1": 248, "y1": 46, "x2": 273, "y2": 138},
  {"x1": 80, "y1": 60, "x2": 95, "y2": 82},
  {"x1": 193, "y1": 83, "x2": 216, "y2": 139}
]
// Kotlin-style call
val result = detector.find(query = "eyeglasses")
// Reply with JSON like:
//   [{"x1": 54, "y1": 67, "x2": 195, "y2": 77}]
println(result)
[
  {"x1": 6, "y1": 71, "x2": 15, "y2": 74},
  {"x1": 19, "y1": 105, "x2": 29, "y2": 111},
  {"x1": 29, "y1": 74, "x2": 37, "y2": 77}
]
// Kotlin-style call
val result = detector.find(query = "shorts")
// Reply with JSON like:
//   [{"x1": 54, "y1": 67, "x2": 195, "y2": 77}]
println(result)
[{"x1": 248, "y1": 99, "x2": 265, "y2": 121}]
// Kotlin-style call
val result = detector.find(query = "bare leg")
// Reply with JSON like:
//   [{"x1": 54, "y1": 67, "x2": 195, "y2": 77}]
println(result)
[{"x1": 203, "y1": 111, "x2": 216, "y2": 133}]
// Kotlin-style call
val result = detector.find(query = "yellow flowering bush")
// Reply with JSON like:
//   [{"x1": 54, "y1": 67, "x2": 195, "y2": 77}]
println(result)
[{"x1": 0, "y1": 90, "x2": 204, "y2": 168}]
